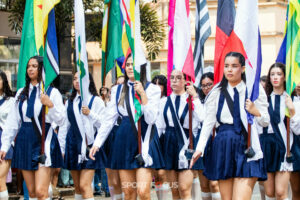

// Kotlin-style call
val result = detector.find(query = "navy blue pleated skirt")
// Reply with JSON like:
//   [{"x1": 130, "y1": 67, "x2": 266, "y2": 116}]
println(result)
[
  {"x1": 12, "y1": 122, "x2": 63, "y2": 170},
  {"x1": 192, "y1": 129, "x2": 204, "y2": 170},
  {"x1": 64, "y1": 127, "x2": 106, "y2": 170},
  {"x1": 259, "y1": 133, "x2": 285, "y2": 172},
  {"x1": 103, "y1": 125, "x2": 118, "y2": 168},
  {"x1": 110, "y1": 117, "x2": 165, "y2": 170},
  {"x1": 204, "y1": 124, "x2": 267, "y2": 180},
  {"x1": 291, "y1": 134, "x2": 300, "y2": 172},
  {"x1": 0, "y1": 128, "x2": 13, "y2": 160}
]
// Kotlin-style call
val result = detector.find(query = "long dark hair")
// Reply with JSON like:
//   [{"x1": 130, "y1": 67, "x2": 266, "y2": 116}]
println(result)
[
  {"x1": 199, "y1": 72, "x2": 214, "y2": 101},
  {"x1": 0, "y1": 71, "x2": 14, "y2": 99},
  {"x1": 70, "y1": 72, "x2": 99, "y2": 101},
  {"x1": 218, "y1": 52, "x2": 246, "y2": 91},
  {"x1": 265, "y1": 62, "x2": 286, "y2": 96},
  {"x1": 151, "y1": 75, "x2": 167, "y2": 97},
  {"x1": 119, "y1": 53, "x2": 147, "y2": 106},
  {"x1": 17, "y1": 56, "x2": 43, "y2": 102}
]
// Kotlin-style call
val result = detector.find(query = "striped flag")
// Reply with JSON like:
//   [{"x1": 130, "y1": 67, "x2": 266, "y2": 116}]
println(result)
[
  {"x1": 75, "y1": 0, "x2": 89, "y2": 106},
  {"x1": 213, "y1": 0, "x2": 236, "y2": 84},
  {"x1": 167, "y1": 0, "x2": 195, "y2": 95},
  {"x1": 193, "y1": 0, "x2": 211, "y2": 87},
  {"x1": 276, "y1": 0, "x2": 300, "y2": 97},
  {"x1": 43, "y1": 9, "x2": 59, "y2": 90}
]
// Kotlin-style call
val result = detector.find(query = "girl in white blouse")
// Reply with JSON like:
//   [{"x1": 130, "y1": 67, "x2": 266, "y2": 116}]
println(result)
[
  {"x1": 90, "y1": 54, "x2": 164, "y2": 200},
  {"x1": 191, "y1": 52, "x2": 270, "y2": 200},
  {"x1": 0, "y1": 56, "x2": 66, "y2": 200},
  {"x1": 0, "y1": 71, "x2": 14, "y2": 200},
  {"x1": 58, "y1": 72, "x2": 105, "y2": 200},
  {"x1": 156, "y1": 69, "x2": 205, "y2": 200},
  {"x1": 260, "y1": 63, "x2": 300, "y2": 200}
]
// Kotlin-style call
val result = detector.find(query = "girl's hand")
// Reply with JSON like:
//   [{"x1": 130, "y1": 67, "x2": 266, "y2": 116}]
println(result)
[
  {"x1": 186, "y1": 81, "x2": 198, "y2": 98},
  {"x1": 134, "y1": 81, "x2": 145, "y2": 96},
  {"x1": 81, "y1": 106, "x2": 90, "y2": 116},
  {"x1": 40, "y1": 94, "x2": 54, "y2": 108},
  {"x1": 285, "y1": 94, "x2": 295, "y2": 117},
  {"x1": 245, "y1": 99, "x2": 261, "y2": 117},
  {"x1": 0, "y1": 151, "x2": 6, "y2": 162},
  {"x1": 189, "y1": 150, "x2": 202, "y2": 169},
  {"x1": 89, "y1": 146, "x2": 99, "y2": 160}
]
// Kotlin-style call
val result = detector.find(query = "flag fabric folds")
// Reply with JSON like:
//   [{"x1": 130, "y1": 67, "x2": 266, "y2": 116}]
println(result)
[
  {"x1": 213, "y1": 0, "x2": 236, "y2": 84},
  {"x1": 17, "y1": 0, "x2": 60, "y2": 90},
  {"x1": 75, "y1": 0, "x2": 89, "y2": 106},
  {"x1": 167, "y1": 0, "x2": 195, "y2": 95},
  {"x1": 216, "y1": 0, "x2": 262, "y2": 123},
  {"x1": 276, "y1": 0, "x2": 300, "y2": 96},
  {"x1": 193, "y1": 0, "x2": 211, "y2": 87}
]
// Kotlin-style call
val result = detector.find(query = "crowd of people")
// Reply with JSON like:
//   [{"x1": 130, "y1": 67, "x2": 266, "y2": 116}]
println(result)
[{"x1": 0, "y1": 52, "x2": 299, "y2": 200}]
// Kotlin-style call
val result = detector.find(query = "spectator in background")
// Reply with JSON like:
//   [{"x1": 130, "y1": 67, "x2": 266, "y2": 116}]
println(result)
[
  {"x1": 260, "y1": 75, "x2": 267, "y2": 90},
  {"x1": 100, "y1": 87, "x2": 110, "y2": 106}
]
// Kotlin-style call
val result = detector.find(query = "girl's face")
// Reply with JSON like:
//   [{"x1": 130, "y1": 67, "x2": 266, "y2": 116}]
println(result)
[
  {"x1": 270, "y1": 67, "x2": 285, "y2": 89},
  {"x1": 73, "y1": 72, "x2": 80, "y2": 92},
  {"x1": 224, "y1": 56, "x2": 244, "y2": 86},
  {"x1": 201, "y1": 77, "x2": 213, "y2": 96},
  {"x1": 125, "y1": 56, "x2": 134, "y2": 80},
  {"x1": 296, "y1": 82, "x2": 300, "y2": 96},
  {"x1": 170, "y1": 70, "x2": 186, "y2": 93},
  {"x1": 27, "y1": 58, "x2": 39, "y2": 81}
]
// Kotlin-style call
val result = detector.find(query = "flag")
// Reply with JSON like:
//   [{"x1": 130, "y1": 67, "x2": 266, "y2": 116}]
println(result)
[
  {"x1": 43, "y1": 9, "x2": 59, "y2": 90},
  {"x1": 213, "y1": 0, "x2": 236, "y2": 84},
  {"x1": 17, "y1": 0, "x2": 60, "y2": 90},
  {"x1": 218, "y1": 0, "x2": 262, "y2": 123},
  {"x1": 276, "y1": 0, "x2": 300, "y2": 96},
  {"x1": 75, "y1": 0, "x2": 89, "y2": 106},
  {"x1": 101, "y1": 0, "x2": 123, "y2": 81},
  {"x1": 17, "y1": 0, "x2": 37, "y2": 89},
  {"x1": 120, "y1": 0, "x2": 147, "y2": 121},
  {"x1": 167, "y1": 0, "x2": 195, "y2": 95},
  {"x1": 193, "y1": 0, "x2": 211, "y2": 87}
]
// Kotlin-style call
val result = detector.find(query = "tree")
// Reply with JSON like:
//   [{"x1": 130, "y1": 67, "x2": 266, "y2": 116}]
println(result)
[{"x1": 8, "y1": 0, "x2": 165, "y2": 61}]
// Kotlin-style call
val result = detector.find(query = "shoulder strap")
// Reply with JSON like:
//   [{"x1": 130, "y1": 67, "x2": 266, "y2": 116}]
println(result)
[
  {"x1": 163, "y1": 97, "x2": 171, "y2": 127},
  {"x1": 221, "y1": 88, "x2": 234, "y2": 117},
  {"x1": 125, "y1": 88, "x2": 138, "y2": 139},
  {"x1": 116, "y1": 85, "x2": 123, "y2": 117},
  {"x1": 88, "y1": 96, "x2": 96, "y2": 109},
  {"x1": 145, "y1": 82, "x2": 151, "y2": 90},
  {"x1": 46, "y1": 87, "x2": 53, "y2": 96}
]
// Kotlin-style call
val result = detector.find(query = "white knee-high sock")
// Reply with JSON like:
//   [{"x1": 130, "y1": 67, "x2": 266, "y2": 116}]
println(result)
[
  {"x1": 48, "y1": 184, "x2": 53, "y2": 199},
  {"x1": 114, "y1": 193, "x2": 123, "y2": 200},
  {"x1": 83, "y1": 198, "x2": 94, "y2": 200},
  {"x1": 211, "y1": 192, "x2": 221, "y2": 200},
  {"x1": 44, "y1": 198, "x2": 50, "y2": 200},
  {"x1": 29, "y1": 198, "x2": 37, "y2": 200},
  {"x1": 0, "y1": 190, "x2": 8, "y2": 200},
  {"x1": 75, "y1": 193, "x2": 83, "y2": 200},
  {"x1": 265, "y1": 196, "x2": 276, "y2": 200},
  {"x1": 201, "y1": 192, "x2": 212, "y2": 200},
  {"x1": 191, "y1": 178, "x2": 201, "y2": 200},
  {"x1": 160, "y1": 183, "x2": 170, "y2": 199}
]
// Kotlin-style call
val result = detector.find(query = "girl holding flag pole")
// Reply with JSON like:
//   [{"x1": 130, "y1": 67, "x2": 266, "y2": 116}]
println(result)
[
  {"x1": 259, "y1": 63, "x2": 300, "y2": 200},
  {"x1": 190, "y1": 52, "x2": 269, "y2": 200},
  {"x1": 58, "y1": 72, "x2": 106, "y2": 200},
  {"x1": 0, "y1": 56, "x2": 65, "y2": 200},
  {"x1": 0, "y1": 71, "x2": 14, "y2": 200},
  {"x1": 156, "y1": 69, "x2": 205, "y2": 200},
  {"x1": 90, "y1": 53, "x2": 165, "y2": 200}
]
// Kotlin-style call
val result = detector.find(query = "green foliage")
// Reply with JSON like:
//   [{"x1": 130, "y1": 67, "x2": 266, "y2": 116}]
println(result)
[
  {"x1": 140, "y1": 1, "x2": 165, "y2": 60},
  {"x1": 8, "y1": 0, "x2": 164, "y2": 60}
]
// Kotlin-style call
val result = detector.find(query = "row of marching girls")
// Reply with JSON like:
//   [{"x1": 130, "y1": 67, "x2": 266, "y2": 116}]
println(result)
[
  {"x1": 0, "y1": 56, "x2": 66, "y2": 200},
  {"x1": 87, "y1": 51, "x2": 221, "y2": 200}
]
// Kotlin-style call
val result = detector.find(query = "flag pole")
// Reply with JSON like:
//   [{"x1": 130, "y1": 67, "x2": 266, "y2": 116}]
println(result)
[
  {"x1": 187, "y1": 76, "x2": 193, "y2": 150},
  {"x1": 102, "y1": 2, "x2": 111, "y2": 87}
]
